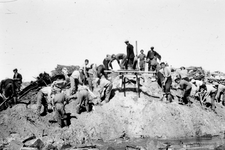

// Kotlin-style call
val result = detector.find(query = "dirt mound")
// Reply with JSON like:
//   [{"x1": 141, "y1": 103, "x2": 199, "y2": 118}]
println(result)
[{"x1": 1, "y1": 74, "x2": 225, "y2": 149}]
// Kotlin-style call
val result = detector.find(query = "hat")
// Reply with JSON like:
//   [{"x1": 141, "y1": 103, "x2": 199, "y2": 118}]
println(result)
[
  {"x1": 160, "y1": 62, "x2": 165, "y2": 65},
  {"x1": 150, "y1": 46, "x2": 154, "y2": 49},
  {"x1": 140, "y1": 49, "x2": 144, "y2": 52},
  {"x1": 124, "y1": 40, "x2": 129, "y2": 43},
  {"x1": 13, "y1": 68, "x2": 17, "y2": 72}
]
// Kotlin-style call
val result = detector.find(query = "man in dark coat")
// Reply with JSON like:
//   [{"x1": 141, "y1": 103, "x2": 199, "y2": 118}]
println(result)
[
  {"x1": 13, "y1": 68, "x2": 22, "y2": 92},
  {"x1": 125, "y1": 40, "x2": 135, "y2": 70},
  {"x1": 146, "y1": 47, "x2": 161, "y2": 71}
]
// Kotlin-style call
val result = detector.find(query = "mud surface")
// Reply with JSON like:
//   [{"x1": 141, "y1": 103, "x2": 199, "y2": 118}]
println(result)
[{"x1": 1, "y1": 74, "x2": 225, "y2": 149}]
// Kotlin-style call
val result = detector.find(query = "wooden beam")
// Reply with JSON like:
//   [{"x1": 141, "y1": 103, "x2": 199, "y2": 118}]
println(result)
[
  {"x1": 136, "y1": 73, "x2": 140, "y2": 98},
  {"x1": 104, "y1": 70, "x2": 155, "y2": 74}
]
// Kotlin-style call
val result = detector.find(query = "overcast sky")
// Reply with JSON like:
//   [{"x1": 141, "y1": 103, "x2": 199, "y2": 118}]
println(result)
[{"x1": 0, "y1": 0, "x2": 225, "y2": 81}]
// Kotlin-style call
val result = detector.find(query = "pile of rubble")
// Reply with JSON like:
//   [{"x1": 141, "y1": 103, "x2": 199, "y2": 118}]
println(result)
[
  {"x1": 1, "y1": 72, "x2": 225, "y2": 149},
  {"x1": 51, "y1": 64, "x2": 79, "y2": 76}
]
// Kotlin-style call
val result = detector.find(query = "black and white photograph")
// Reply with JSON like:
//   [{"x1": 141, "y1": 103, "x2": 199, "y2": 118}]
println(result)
[{"x1": 0, "y1": 0, "x2": 225, "y2": 149}]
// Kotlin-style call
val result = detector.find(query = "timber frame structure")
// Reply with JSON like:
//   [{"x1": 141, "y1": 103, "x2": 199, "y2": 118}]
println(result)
[{"x1": 105, "y1": 70, "x2": 156, "y2": 98}]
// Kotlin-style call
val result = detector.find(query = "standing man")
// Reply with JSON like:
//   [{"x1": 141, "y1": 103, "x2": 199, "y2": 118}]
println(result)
[
  {"x1": 146, "y1": 47, "x2": 161, "y2": 71},
  {"x1": 125, "y1": 40, "x2": 135, "y2": 70},
  {"x1": 137, "y1": 50, "x2": 146, "y2": 71},
  {"x1": 13, "y1": 68, "x2": 22, "y2": 92},
  {"x1": 160, "y1": 62, "x2": 172, "y2": 102},
  {"x1": 81, "y1": 59, "x2": 94, "y2": 91}
]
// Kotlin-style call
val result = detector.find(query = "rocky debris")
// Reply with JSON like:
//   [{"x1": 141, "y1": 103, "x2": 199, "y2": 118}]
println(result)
[
  {"x1": 1, "y1": 71, "x2": 225, "y2": 149},
  {"x1": 51, "y1": 64, "x2": 80, "y2": 76},
  {"x1": 8, "y1": 140, "x2": 23, "y2": 150}
]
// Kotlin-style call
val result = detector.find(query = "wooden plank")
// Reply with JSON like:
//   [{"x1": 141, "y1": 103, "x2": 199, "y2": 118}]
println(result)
[
  {"x1": 122, "y1": 74, "x2": 126, "y2": 97},
  {"x1": 104, "y1": 70, "x2": 155, "y2": 74},
  {"x1": 136, "y1": 74, "x2": 140, "y2": 98}
]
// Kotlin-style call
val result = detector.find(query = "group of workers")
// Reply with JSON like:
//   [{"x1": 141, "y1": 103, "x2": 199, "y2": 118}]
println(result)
[
  {"x1": 103, "y1": 41, "x2": 162, "y2": 71},
  {"x1": 159, "y1": 64, "x2": 225, "y2": 111},
  {"x1": 3, "y1": 40, "x2": 225, "y2": 128},
  {"x1": 36, "y1": 60, "x2": 112, "y2": 127}
]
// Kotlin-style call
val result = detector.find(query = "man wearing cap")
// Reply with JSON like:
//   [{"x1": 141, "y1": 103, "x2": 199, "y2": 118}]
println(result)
[
  {"x1": 125, "y1": 41, "x2": 135, "y2": 70},
  {"x1": 13, "y1": 68, "x2": 22, "y2": 92},
  {"x1": 146, "y1": 47, "x2": 161, "y2": 71},
  {"x1": 137, "y1": 50, "x2": 146, "y2": 71}
]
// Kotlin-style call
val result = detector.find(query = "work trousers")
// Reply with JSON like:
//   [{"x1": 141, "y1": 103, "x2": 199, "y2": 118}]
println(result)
[
  {"x1": 76, "y1": 89, "x2": 90, "y2": 114},
  {"x1": 148, "y1": 58, "x2": 154, "y2": 71},
  {"x1": 102, "y1": 83, "x2": 113, "y2": 103},
  {"x1": 127, "y1": 57, "x2": 134, "y2": 70},
  {"x1": 164, "y1": 76, "x2": 172, "y2": 94},
  {"x1": 182, "y1": 88, "x2": 192, "y2": 104},
  {"x1": 55, "y1": 103, "x2": 65, "y2": 127},
  {"x1": 14, "y1": 81, "x2": 22, "y2": 92},
  {"x1": 70, "y1": 77, "x2": 79, "y2": 95},
  {"x1": 139, "y1": 60, "x2": 145, "y2": 71},
  {"x1": 120, "y1": 58, "x2": 127, "y2": 69},
  {"x1": 164, "y1": 76, "x2": 172, "y2": 102},
  {"x1": 36, "y1": 91, "x2": 48, "y2": 115},
  {"x1": 216, "y1": 91, "x2": 225, "y2": 105},
  {"x1": 87, "y1": 74, "x2": 94, "y2": 91},
  {"x1": 210, "y1": 92, "x2": 216, "y2": 110}
]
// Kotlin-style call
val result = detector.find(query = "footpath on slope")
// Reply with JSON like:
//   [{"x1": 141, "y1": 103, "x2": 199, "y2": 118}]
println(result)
[{"x1": 1, "y1": 73, "x2": 225, "y2": 149}]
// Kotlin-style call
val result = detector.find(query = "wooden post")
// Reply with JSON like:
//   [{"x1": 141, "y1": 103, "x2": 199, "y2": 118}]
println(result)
[
  {"x1": 122, "y1": 74, "x2": 126, "y2": 97},
  {"x1": 135, "y1": 73, "x2": 140, "y2": 98},
  {"x1": 135, "y1": 41, "x2": 139, "y2": 70},
  {"x1": 135, "y1": 41, "x2": 138, "y2": 56}
]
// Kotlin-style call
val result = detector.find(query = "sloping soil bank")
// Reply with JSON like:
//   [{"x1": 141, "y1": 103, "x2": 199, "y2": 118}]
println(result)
[{"x1": 1, "y1": 74, "x2": 225, "y2": 149}]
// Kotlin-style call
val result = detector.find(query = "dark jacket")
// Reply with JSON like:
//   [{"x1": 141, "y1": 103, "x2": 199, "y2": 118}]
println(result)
[
  {"x1": 146, "y1": 50, "x2": 161, "y2": 61},
  {"x1": 126, "y1": 44, "x2": 135, "y2": 59},
  {"x1": 13, "y1": 73, "x2": 22, "y2": 83}
]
